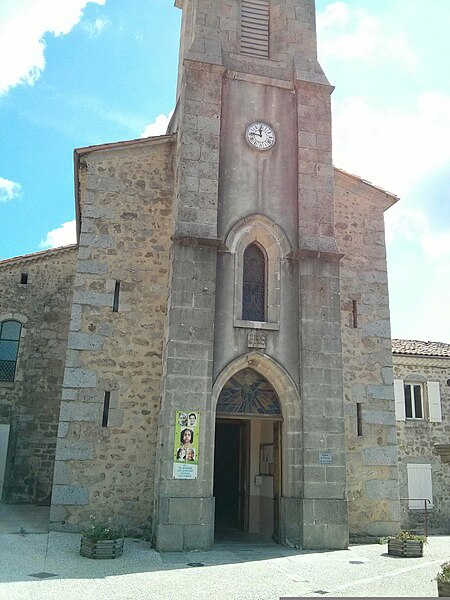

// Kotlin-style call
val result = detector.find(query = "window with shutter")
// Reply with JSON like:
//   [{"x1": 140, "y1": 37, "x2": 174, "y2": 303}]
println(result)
[
  {"x1": 407, "y1": 463, "x2": 433, "y2": 509},
  {"x1": 427, "y1": 381, "x2": 442, "y2": 422},
  {"x1": 241, "y1": 0, "x2": 270, "y2": 59},
  {"x1": 404, "y1": 382, "x2": 424, "y2": 419},
  {"x1": 394, "y1": 379, "x2": 406, "y2": 421}
]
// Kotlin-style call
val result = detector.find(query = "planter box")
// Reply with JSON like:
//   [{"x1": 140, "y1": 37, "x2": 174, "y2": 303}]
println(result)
[
  {"x1": 388, "y1": 539, "x2": 423, "y2": 558},
  {"x1": 438, "y1": 581, "x2": 450, "y2": 597},
  {"x1": 80, "y1": 537, "x2": 124, "y2": 559}
]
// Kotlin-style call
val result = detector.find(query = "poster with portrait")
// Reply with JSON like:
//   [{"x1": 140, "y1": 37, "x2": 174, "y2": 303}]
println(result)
[{"x1": 173, "y1": 410, "x2": 200, "y2": 479}]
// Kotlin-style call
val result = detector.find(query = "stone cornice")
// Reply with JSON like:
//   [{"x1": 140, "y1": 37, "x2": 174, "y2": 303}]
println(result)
[
  {"x1": 393, "y1": 355, "x2": 450, "y2": 367},
  {"x1": 171, "y1": 235, "x2": 223, "y2": 249}
]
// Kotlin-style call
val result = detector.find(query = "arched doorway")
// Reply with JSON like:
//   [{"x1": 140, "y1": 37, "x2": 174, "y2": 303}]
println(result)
[{"x1": 214, "y1": 367, "x2": 282, "y2": 541}]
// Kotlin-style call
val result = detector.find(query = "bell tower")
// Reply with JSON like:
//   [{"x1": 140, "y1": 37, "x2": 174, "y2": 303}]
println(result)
[{"x1": 154, "y1": 0, "x2": 348, "y2": 551}]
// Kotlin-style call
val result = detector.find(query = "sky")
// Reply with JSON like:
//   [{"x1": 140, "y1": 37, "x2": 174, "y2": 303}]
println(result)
[{"x1": 0, "y1": 0, "x2": 449, "y2": 343}]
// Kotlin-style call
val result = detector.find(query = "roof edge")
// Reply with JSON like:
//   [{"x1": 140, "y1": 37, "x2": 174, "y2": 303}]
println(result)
[
  {"x1": 392, "y1": 338, "x2": 450, "y2": 358},
  {"x1": 334, "y1": 167, "x2": 399, "y2": 210},
  {"x1": 0, "y1": 244, "x2": 77, "y2": 267},
  {"x1": 74, "y1": 133, "x2": 177, "y2": 158},
  {"x1": 73, "y1": 133, "x2": 177, "y2": 241}
]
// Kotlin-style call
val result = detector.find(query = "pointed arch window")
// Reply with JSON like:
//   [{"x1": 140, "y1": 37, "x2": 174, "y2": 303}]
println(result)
[
  {"x1": 0, "y1": 320, "x2": 22, "y2": 382},
  {"x1": 242, "y1": 243, "x2": 266, "y2": 322}
]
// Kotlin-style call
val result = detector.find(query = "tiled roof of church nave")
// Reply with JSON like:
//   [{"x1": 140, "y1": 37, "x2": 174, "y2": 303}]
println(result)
[
  {"x1": 392, "y1": 339, "x2": 450, "y2": 358},
  {"x1": 0, "y1": 244, "x2": 77, "y2": 267}
]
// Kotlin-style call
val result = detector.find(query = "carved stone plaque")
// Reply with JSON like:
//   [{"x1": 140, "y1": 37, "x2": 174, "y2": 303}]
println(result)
[{"x1": 247, "y1": 330, "x2": 266, "y2": 349}]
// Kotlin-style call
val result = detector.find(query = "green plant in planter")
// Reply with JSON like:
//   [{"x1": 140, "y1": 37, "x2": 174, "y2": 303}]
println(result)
[
  {"x1": 80, "y1": 515, "x2": 125, "y2": 559},
  {"x1": 436, "y1": 561, "x2": 450, "y2": 597},
  {"x1": 81, "y1": 515, "x2": 124, "y2": 541},
  {"x1": 392, "y1": 531, "x2": 427, "y2": 543},
  {"x1": 387, "y1": 531, "x2": 427, "y2": 558},
  {"x1": 436, "y1": 561, "x2": 450, "y2": 583}
]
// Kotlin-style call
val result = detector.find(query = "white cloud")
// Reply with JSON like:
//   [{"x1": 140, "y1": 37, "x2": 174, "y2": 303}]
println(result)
[
  {"x1": 386, "y1": 205, "x2": 450, "y2": 259},
  {"x1": 0, "y1": 0, "x2": 106, "y2": 95},
  {"x1": 332, "y1": 92, "x2": 450, "y2": 196},
  {"x1": 140, "y1": 112, "x2": 174, "y2": 138},
  {"x1": 385, "y1": 178, "x2": 450, "y2": 342},
  {"x1": 387, "y1": 232, "x2": 450, "y2": 342},
  {"x1": 81, "y1": 16, "x2": 109, "y2": 37},
  {"x1": 0, "y1": 177, "x2": 21, "y2": 203},
  {"x1": 39, "y1": 219, "x2": 76, "y2": 249},
  {"x1": 317, "y1": 2, "x2": 416, "y2": 68}
]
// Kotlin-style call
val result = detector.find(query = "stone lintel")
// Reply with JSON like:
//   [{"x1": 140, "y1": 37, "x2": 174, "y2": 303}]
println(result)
[
  {"x1": 184, "y1": 57, "x2": 225, "y2": 72},
  {"x1": 289, "y1": 248, "x2": 344, "y2": 262},
  {"x1": 223, "y1": 68, "x2": 295, "y2": 90},
  {"x1": 171, "y1": 235, "x2": 223, "y2": 249}
]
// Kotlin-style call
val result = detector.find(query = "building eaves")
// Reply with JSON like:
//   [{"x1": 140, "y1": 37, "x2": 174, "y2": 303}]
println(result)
[
  {"x1": 0, "y1": 244, "x2": 77, "y2": 268},
  {"x1": 74, "y1": 133, "x2": 176, "y2": 159},
  {"x1": 392, "y1": 339, "x2": 450, "y2": 358},
  {"x1": 334, "y1": 167, "x2": 399, "y2": 210}
]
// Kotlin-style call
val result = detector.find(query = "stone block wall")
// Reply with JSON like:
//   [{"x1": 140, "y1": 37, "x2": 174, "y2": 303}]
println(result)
[
  {"x1": 334, "y1": 170, "x2": 401, "y2": 537},
  {"x1": 0, "y1": 247, "x2": 76, "y2": 503},
  {"x1": 50, "y1": 136, "x2": 175, "y2": 534},
  {"x1": 393, "y1": 356, "x2": 450, "y2": 533}
]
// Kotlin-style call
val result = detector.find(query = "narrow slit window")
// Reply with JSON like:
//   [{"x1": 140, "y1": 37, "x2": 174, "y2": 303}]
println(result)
[
  {"x1": 102, "y1": 391, "x2": 111, "y2": 427},
  {"x1": 352, "y1": 300, "x2": 358, "y2": 328},
  {"x1": 113, "y1": 280, "x2": 121, "y2": 312},
  {"x1": 242, "y1": 243, "x2": 266, "y2": 322},
  {"x1": 241, "y1": 0, "x2": 269, "y2": 59},
  {"x1": 356, "y1": 403, "x2": 363, "y2": 436},
  {"x1": 20, "y1": 273, "x2": 28, "y2": 285}
]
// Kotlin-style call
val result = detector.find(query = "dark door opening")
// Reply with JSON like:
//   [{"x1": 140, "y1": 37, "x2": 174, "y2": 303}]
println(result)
[{"x1": 213, "y1": 420, "x2": 249, "y2": 533}]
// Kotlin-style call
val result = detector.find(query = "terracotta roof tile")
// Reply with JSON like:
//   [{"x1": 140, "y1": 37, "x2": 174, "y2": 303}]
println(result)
[{"x1": 392, "y1": 339, "x2": 450, "y2": 358}]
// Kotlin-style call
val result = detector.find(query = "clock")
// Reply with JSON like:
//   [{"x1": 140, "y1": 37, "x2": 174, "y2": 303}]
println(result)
[{"x1": 245, "y1": 122, "x2": 276, "y2": 151}]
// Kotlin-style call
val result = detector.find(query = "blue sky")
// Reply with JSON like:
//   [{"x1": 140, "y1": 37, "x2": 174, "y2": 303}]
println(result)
[{"x1": 1, "y1": 0, "x2": 449, "y2": 342}]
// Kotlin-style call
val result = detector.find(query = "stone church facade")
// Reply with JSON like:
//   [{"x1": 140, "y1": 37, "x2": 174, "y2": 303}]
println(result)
[{"x1": 0, "y1": 0, "x2": 414, "y2": 550}]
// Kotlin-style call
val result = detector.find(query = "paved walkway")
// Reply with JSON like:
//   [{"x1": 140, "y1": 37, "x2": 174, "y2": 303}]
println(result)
[
  {"x1": 0, "y1": 529, "x2": 447, "y2": 599},
  {"x1": 0, "y1": 504, "x2": 49, "y2": 534}
]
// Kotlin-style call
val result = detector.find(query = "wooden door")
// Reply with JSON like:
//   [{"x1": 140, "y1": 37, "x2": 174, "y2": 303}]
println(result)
[
  {"x1": 272, "y1": 420, "x2": 282, "y2": 543},
  {"x1": 237, "y1": 420, "x2": 250, "y2": 531},
  {"x1": 0, "y1": 424, "x2": 10, "y2": 498}
]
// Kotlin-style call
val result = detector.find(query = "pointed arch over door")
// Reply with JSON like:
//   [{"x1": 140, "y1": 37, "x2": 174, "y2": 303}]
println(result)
[
  {"x1": 211, "y1": 352, "x2": 301, "y2": 501},
  {"x1": 217, "y1": 367, "x2": 281, "y2": 417}
]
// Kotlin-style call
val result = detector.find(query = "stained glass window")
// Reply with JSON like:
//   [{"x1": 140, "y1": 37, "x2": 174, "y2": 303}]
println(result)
[
  {"x1": 217, "y1": 368, "x2": 281, "y2": 416},
  {"x1": 0, "y1": 320, "x2": 22, "y2": 382},
  {"x1": 242, "y1": 243, "x2": 266, "y2": 321}
]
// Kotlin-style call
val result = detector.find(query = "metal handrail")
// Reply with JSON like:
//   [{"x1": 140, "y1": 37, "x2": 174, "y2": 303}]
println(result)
[{"x1": 399, "y1": 497, "x2": 432, "y2": 537}]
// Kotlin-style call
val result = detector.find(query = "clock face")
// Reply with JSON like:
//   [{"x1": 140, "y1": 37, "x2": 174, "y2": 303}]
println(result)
[{"x1": 245, "y1": 122, "x2": 276, "y2": 151}]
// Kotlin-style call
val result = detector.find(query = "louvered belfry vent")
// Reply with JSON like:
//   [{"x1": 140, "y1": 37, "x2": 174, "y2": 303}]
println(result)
[{"x1": 241, "y1": 0, "x2": 270, "y2": 59}]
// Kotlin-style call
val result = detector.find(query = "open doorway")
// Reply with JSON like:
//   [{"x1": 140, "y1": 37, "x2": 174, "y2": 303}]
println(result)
[
  {"x1": 214, "y1": 420, "x2": 249, "y2": 533},
  {"x1": 213, "y1": 417, "x2": 281, "y2": 541},
  {"x1": 213, "y1": 367, "x2": 283, "y2": 542}
]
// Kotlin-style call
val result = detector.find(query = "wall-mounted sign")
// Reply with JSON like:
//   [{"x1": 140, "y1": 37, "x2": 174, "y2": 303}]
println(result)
[
  {"x1": 247, "y1": 330, "x2": 266, "y2": 349},
  {"x1": 173, "y1": 411, "x2": 200, "y2": 479},
  {"x1": 319, "y1": 452, "x2": 332, "y2": 465}
]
